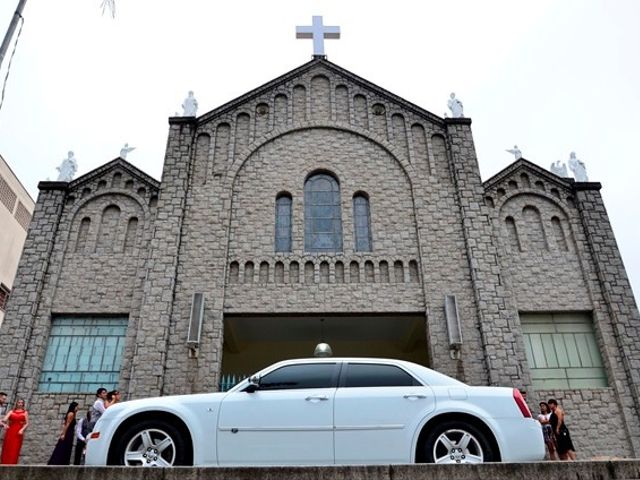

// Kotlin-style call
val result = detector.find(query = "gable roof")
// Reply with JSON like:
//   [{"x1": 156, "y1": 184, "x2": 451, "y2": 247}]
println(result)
[
  {"x1": 198, "y1": 57, "x2": 444, "y2": 125},
  {"x1": 483, "y1": 158, "x2": 575, "y2": 191},
  {"x1": 68, "y1": 157, "x2": 160, "y2": 190}
]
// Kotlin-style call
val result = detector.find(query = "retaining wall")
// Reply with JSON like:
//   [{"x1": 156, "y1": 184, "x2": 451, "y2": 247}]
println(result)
[{"x1": 1, "y1": 461, "x2": 640, "y2": 480}]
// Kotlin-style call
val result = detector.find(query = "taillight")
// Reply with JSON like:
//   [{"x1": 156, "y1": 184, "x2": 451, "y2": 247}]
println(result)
[
  {"x1": 89, "y1": 432, "x2": 100, "y2": 440},
  {"x1": 513, "y1": 388, "x2": 532, "y2": 418}
]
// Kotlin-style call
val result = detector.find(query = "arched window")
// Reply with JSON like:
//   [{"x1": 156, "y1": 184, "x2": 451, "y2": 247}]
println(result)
[
  {"x1": 275, "y1": 193, "x2": 292, "y2": 252},
  {"x1": 259, "y1": 261, "x2": 270, "y2": 283},
  {"x1": 76, "y1": 217, "x2": 91, "y2": 253},
  {"x1": 335, "y1": 261, "x2": 344, "y2": 283},
  {"x1": 244, "y1": 262, "x2": 254, "y2": 284},
  {"x1": 96, "y1": 205, "x2": 121, "y2": 253},
  {"x1": 229, "y1": 262, "x2": 240, "y2": 283},
  {"x1": 304, "y1": 173, "x2": 342, "y2": 252},
  {"x1": 123, "y1": 217, "x2": 138, "y2": 253},
  {"x1": 379, "y1": 260, "x2": 389, "y2": 283},
  {"x1": 274, "y1": 262, "x2": 285, "y2": 284},
  {"x1": 353, "y1": 193, "x2": 372, "y2": 252},
  {"x1": 319, "y1": 261, "x2": 330, "y2": 283},
  {"x1": 290, "y1": 261, "x2": 300, "y2": 284}
]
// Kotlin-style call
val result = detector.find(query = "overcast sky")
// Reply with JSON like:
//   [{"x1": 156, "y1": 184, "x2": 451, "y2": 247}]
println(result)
[{"x1": 0, "y1": 0, "x2": 638, "y2": 300}]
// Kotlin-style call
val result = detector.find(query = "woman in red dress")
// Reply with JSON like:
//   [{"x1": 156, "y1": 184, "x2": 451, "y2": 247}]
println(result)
[{"x1": 1, "y1": 398, "x2": 29, "y2": 464}]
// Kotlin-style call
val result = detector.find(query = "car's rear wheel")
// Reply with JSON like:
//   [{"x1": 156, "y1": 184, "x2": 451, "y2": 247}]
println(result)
[
  {"x1": 110, "y1": 419, "x2": 190, "y2": 466},
  {"x1": 422, "y1": 420, "x2": 495, "y2": 464}
]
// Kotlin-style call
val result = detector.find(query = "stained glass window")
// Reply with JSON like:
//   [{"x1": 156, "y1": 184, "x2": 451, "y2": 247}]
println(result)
[
  {"x1": 304, "y1": 173, "x2": 342, "y2": 252},
  {"x1": 353, "y1": 194, "x2": 372, "y2": 252},
  {"x1": 39, "y1": 316, "x2": 128, "y2": 393},
  {"x1": 275, "y1": 194, "x2": 292, "y2": 252}
]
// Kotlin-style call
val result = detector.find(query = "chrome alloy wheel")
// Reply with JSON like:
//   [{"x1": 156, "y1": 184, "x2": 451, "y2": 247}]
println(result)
[
  {"x1": 432, "y1": 428, "x2": 484, "y2": 464},
  {"x1": 123, "y1": 428, "x2": 176, "y2": 467}
]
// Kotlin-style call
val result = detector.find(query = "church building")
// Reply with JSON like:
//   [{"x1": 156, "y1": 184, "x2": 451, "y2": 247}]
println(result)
[{"x1": 1, "y1": 56, "x2": 639, "y2": 462}]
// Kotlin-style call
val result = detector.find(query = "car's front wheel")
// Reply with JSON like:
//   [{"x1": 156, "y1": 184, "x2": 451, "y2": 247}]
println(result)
[
  {"x1": 110, "y1": 419, "x2": 190, "y2": 467},
  {"x1": 422, "y1": 420, "x2": 495, "y2": 464}
]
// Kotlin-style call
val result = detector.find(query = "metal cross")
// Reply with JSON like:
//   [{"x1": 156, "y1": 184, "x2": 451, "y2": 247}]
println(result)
[{"x1": 296, "y1": 16, "x2": 341, "y2": 57}]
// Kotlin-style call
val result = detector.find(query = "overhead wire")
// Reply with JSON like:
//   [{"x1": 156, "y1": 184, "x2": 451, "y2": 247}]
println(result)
[{"x1": 0, "y1": 13, "x2": 24, "y2": 113}]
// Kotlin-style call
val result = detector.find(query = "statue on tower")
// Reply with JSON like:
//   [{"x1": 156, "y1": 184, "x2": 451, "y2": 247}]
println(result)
[
  {"x1": 56, "y1": 151, "x2": 78, "y2": 182},
  {"x1": 182, "y1": 91, "x2": 198, "y2": 117},
  {"x1": 568, "y1": 152, "x2": 588, "y2": 182},
  {"x1": 550, "y1": 160, "x2": 568, "y2": 177},
  {"x1": 447, "y1": 93, "x2": 464, "y2": 118}
]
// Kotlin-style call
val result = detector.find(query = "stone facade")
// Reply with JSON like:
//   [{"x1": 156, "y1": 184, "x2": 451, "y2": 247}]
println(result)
[{"x1": 1, "y1": 58, "x2": 639, "y2": 463}]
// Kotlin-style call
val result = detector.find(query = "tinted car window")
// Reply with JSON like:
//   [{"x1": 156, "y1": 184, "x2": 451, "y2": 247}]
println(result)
[
  {"x1": 343, "y1": 363, "x2": 420, "y2": 388},
  {"x1": 259, "y1": 363, "x2": 337, "y2": 390}
]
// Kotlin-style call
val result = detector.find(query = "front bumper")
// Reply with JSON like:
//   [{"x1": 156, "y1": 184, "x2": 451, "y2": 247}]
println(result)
[{"x1": 85, "y1": 417, "x2": 116, "y2": 465}]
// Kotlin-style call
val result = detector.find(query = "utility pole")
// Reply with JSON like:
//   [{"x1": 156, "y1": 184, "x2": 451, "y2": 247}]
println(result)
[{"x1": 0, "y1": 0, "x2": 28, "y2": 71}]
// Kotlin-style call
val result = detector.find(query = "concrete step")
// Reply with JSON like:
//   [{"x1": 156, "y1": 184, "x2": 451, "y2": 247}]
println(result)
[{"x1": 1, "y1": 462, "x2": 640, "y2": 480}]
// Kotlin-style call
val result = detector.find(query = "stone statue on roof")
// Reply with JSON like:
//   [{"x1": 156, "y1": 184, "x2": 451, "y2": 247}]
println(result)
[
  {"x1": 120, "y1": 143, "x2": 136, "y2": 159},
  {"x1": 182, "y1": 91, "x2": 198, "y2": 117},
  {"x1": 550, "y1": 160, "x2": 568, "y2": 177},
  {"x1": 506, "y1": 145, "x2": 522, "y2": 160},
  {"x1": 447, "y1": 93, "x2": 464, "y2": 118},
  {"x1": 56, "y1": 151, "x2": 78, "y2": 182},
  {"x1": 568, "y1": 151, "x2": 588, "y2": 182}
]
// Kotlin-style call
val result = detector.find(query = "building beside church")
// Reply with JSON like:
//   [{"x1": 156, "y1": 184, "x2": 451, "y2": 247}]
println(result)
[
  {"x1": 1, "y1": 58, "x2": 639, "y2": 462},
  {"x1": 0, "y1": 154, "x2": 34, "y2": 325}
]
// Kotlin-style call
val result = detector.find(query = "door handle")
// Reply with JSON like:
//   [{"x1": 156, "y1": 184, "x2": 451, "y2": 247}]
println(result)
[
  {"x1": 403, "y1": 394, "x2": 427, "y2": 400},
  {"x1": 305, "y1": 395, "x2": 329, "y2": 402}
]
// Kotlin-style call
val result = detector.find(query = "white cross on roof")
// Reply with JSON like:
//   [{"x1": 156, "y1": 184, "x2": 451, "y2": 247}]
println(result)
[{"x1": 296, "y1": 16, "x2": 341, "y2": 57}]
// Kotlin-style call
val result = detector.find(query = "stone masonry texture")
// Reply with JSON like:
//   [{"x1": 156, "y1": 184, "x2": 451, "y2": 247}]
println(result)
[{"x1": 0, "y1": 58, "x2": 639, "y2": 463}]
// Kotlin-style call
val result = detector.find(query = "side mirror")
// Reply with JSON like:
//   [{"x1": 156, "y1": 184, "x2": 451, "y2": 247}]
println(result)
[{"x1": 245, "y1": 375, "x2": 261, "y2": 393}]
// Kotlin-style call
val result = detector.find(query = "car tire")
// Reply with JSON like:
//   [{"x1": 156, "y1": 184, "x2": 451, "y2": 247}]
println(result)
[
  {"x1": 422, "y1": 420, "x2": 495, "y2": 464},
  {"x1": 109, "y1": 418, "x2": 191, "y2": 466}
]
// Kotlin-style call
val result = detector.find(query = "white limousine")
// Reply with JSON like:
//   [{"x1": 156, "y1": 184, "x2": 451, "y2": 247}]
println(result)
[{"x1": 85, "y1": 357, "x2": 544, "y2": 466}]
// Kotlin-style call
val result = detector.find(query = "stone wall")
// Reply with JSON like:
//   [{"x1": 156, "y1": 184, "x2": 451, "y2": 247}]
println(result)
[
  {"x1": 486, "y1": 167, "x2": 589, "y2": 311},
  {"x1": 574, "y1": 185, "x2": 640, "y2": 454},
  {"x1": 0, "y1": 162, "x2": 159, "y2": 464},
  {"x1": 531, "y1": 388, "x2": 633, "y2": 458},
  {"x1": 485, "y1": 163, "x2": 640, "y2": 458},
  {"x1": 444, "y1": 119, "x2": 529, "y2": 389},
  {"x1": 148, "y1": 60, "x2": 494, "y2": 395},
  {"x1": 224, "y1": 127, "x2": 423, "y2": 313}
]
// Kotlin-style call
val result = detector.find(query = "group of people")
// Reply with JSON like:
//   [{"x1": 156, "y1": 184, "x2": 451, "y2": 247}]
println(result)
[
  {"x1": 537, "y1": 398, "x2": 577, "y2": 461},
  {"x1": 0, "y1": 388, "x2": 120, "y2": 465}
]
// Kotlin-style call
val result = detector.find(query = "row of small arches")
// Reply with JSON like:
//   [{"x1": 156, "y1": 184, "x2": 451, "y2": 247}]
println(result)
[
  {"x1": 198, "y1": 75, "x2": 434, "y2": 176},
  {"x1": 504, "y1": 206, "x2": 570, "y2": 253},
  {"x1": 228, "y1": 259, "x2": 421, "y2": 285},
  {"x1": 486, "y1": 173, "x2": 574, "y2": 208},
  {"x1": 75, "y1": 205, "x2": 139, "y2": 254},
  {"x1": 68, "y1": 174, "x2": 158, "y2": 207}
]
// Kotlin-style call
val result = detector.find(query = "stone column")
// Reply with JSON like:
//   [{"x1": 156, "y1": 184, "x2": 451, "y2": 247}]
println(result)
[
  {"x1": 127, "y1": 117, "x2": 196, "y2": 398},
  {"x1": 444, "y1": 118, "x2": 531, "y2": 388},
  {"x1": 574, "y1": 183, "x2": 640, "y2": 454},
  {"x1": 0, "y1": 182, "x2": 67, "y2": 397}
]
